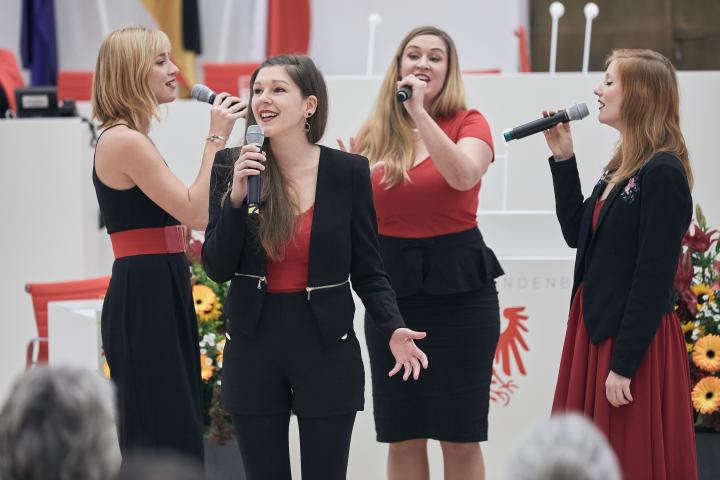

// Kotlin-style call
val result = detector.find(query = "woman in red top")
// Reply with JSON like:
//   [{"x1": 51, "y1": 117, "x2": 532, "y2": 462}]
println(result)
[
  {"x1": 340, "y1": 26, "x2": 502, "y2": 480},
  {"x1": 203, "y1": 55, "x2": 428, "y2": 480},
  {"x1": 543, "y1": 49, "x2": 697, "y2": 479}
]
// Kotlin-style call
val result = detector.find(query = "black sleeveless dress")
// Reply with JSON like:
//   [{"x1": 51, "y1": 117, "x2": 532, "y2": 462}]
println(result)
[{"x1": 92, "y1": 126, "x2": 204, "y2": 460}]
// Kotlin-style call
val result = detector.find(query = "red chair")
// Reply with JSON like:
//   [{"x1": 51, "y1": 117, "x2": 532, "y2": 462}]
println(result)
[
  {"x1": 202, "y1": 62, "x2": 260, "y2": 97},
  {"x1": 57, "y1": 70, "x2": 94, "y2": 101},
  {"x1": 0, "y1": 48, "x2": 25, "y2": 113},
  {"x1": 25, "y1": 276, "x2": 111, "y2": 369}
]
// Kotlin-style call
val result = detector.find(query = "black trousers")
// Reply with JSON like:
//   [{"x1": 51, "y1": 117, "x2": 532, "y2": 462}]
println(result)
[{"x1": 231, "y1": 413, "x2": 356, "y2": 480}]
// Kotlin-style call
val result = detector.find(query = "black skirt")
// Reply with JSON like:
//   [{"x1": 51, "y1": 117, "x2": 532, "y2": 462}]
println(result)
[
  {"x1": 101, "y1": 253, "x2": 204, "y2": 459},
  {"x1": 365, "y1": 283, "x2": 500, "y2": 443}
]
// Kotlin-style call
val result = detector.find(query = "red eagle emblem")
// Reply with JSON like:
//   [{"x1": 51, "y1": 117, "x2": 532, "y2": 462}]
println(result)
[{"x1": 490, "y1": 306, "x2": 529, "y2": 406}]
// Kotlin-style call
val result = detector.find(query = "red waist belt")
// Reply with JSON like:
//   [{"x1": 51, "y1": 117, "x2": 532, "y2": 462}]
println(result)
[{"x1": 110, "y1": 225, "x2": 188, "y2": 259}]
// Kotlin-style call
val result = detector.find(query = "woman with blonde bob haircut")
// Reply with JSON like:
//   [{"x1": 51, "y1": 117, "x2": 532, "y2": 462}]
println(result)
[
  {"x1": 545, "y1": 48, "x2": 697, "y2": 479},
  {"x1": 340, "y1": 26, "x2": 502, "y2": 480},
  {"x1": 91, "y1": 26, "x2": 245, "y2": 460}
]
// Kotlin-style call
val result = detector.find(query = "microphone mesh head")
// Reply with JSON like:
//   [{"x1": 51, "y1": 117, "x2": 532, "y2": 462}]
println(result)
[
  {"x1": 567, "y1": 103, "x2": 589, "y2": 121},
  {"x1": 191, "y1": 84, "x2": 213, "y2": 103},
  {"x1": 246, "y1": 124, "x2": 265, "y2": 146}
]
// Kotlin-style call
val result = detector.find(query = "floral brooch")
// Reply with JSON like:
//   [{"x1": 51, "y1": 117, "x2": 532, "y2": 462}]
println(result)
[{"x1": 620, "y1": 174, "x2": 640, "y2": 204}]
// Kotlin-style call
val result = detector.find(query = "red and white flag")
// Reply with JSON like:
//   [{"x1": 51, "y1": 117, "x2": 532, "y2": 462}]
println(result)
[{"x1": 249, "y1": 0, "x2": 311, "y2": 60}]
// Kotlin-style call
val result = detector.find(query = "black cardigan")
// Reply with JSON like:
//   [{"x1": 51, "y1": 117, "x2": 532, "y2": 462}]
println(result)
[
  {"x1": 549, "y1": 152, "x2": 692, "y2": 378},
  {"x1": 202, "y1": 145, "x2": 406, "y2": 346}
]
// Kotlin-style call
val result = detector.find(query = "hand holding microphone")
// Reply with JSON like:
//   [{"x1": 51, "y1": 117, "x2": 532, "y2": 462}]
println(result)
[
  {"x1": 230, "y1": 126, "x2": 266, "y2": 209},
  {"x1": 542, "y1": 109, "x2": 575, "y2": 161},
  {"x1": 191, "y1": 84, "x2": 247, "y2": 141},
  {"x1": 396, "y1": 75, "x2": 427, "y2": 114}
]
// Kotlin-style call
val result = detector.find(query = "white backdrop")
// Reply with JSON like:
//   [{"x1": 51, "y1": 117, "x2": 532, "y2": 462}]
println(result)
[
  {"x1": 1, "y1": 72, "x2": 719, "y2": 478},
  {"x1": 0, "y1": 0, "x2": 528, "y2": 79}
]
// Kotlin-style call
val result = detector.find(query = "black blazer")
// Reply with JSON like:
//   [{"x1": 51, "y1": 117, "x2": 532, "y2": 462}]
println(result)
[
  {"x1": 549, "y1": 152, "x2": 692, "y2": 378},
  {"x1": 202, "y1": 145, "x2": 405, "y2": 346}
]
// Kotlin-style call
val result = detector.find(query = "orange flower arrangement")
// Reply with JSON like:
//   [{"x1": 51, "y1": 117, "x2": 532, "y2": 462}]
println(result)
[
  {"x1": 676, "y1": 205, "x2": 720, "y2": 431},
  {"x1": 693, "y1": 335, "x2": 720, "y2": 373},
  {"x1": 692, "y1": 377, "x2": 720, "y2": 414},
  {"x1": 186, "y1": 236, "x2": 233, "y2": 444}
]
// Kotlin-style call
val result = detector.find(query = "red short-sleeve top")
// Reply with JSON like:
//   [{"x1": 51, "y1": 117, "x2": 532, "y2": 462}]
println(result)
[{"x1": 371, "y1": 109, "x2": 494, "y2": 238}]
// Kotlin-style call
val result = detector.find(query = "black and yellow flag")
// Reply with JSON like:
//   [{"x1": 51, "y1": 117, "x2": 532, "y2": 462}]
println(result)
[{"x1": 141, "y1": 0, "x2": 202, "y2": 98}]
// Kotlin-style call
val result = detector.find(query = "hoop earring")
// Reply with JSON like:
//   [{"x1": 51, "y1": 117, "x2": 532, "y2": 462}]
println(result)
[{"x1": 304, "y1": 121, "x2": 311, "y2": 133}]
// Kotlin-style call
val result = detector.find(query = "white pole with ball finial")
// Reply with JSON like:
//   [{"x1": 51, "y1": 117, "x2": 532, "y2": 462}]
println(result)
[
  {"x1": 582, "y1": 3, "x2": 600, "y2": 74},
  {"x1": 549, "y1": 2, "x2": 565, "y2": 74},
  {"x1": 366, "y1": 13, "x2": 382, "y2": 76}
]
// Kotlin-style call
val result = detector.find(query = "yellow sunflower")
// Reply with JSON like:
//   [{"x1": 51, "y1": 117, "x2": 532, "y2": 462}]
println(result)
[
  {"x1": 691, "y1": 283, "x2": 716, "y2": 311},
  {"x1": 692, "y1": 376, "x2": 720, "y2": 414},
  {"x1": 681, "y1": 321, "x2": 695, "y2": 353},
  {"x1": 192, "y1": 284, "x2": 222, "y2": 323},
  {"x1": 200, "y1": 353, "x2": 215, "y2": 381},
  {"x1": 693, "y1": 335, "x2": 720, "y2": 372}
]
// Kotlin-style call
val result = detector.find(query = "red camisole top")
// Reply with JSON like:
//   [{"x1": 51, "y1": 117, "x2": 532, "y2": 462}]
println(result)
[
  {"x1": 265, "y1": 205, "x2": 314, "y2": 293},
  {"x1": 371, "y1": 109, "x2": 494, "y2": 238}
]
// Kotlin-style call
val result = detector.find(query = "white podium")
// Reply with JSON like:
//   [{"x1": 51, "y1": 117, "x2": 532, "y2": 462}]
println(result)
[{"x1": 48, "y1": 299, "x2": 105, "y2": 373}]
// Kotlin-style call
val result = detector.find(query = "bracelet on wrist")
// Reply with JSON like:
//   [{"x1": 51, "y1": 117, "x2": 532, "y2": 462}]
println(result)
[{"x1": 206, "y1": 134, "x2": 226, "y2": 143}]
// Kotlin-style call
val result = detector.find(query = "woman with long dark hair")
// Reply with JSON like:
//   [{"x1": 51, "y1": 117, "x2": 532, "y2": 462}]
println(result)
[{"x1": 202, "y1": 54, "x2": 428, "y2": 480}]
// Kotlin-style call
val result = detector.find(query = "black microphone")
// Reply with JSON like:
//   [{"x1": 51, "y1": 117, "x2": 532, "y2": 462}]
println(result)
[
  {"x1": 245, "y1": 124, "x2": 265, "y2": 215},
  {"x1": 396, "y1": 86, "x2": 412, "y2": 102},
  {"x1": 191, "y1": 84, "x2": 245, "y2": 110},
  {"x1": 503, "y1": 103, "x2": 589, "y2": 142}
]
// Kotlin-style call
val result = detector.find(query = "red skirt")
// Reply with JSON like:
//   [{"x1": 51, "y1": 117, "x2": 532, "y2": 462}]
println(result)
[{"x1": 552, "y1": 285, "x2": 698, "y2": 480}]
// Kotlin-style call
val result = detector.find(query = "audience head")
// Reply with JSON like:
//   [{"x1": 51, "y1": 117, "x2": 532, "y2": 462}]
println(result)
[
  {"x1": 0, "y1": 366, "x2": 120, "y2": 480},
  {"x1": 92, "y1": 26, "x2": 176, "y2": 131},
  {"x1": 507, "y1": 413, "x2": 621, "y2": 480}
]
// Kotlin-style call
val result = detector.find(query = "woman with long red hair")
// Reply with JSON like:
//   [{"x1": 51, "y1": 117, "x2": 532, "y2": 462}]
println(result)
[{"x1": 544, "y1": 49, "x2": 697, "y2": 479}]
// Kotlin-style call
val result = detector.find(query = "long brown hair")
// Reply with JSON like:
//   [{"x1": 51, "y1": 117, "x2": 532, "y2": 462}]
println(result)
[
  {"x1": 244, "y1": 55, "x2": 328, "y2": 260},
  {"x1": 604, "y1": 49, "x2": 693, "y2": 188},
  {"x1": 91, "y1": 26, "x2": 170, "y2": 131},
  {"x1": 360, "y1": 26, "x2": 466, "y2": 187}
]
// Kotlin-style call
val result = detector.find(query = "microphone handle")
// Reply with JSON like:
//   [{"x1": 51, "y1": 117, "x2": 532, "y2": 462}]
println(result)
[
  {"x1": 246, "y1": 142, "x2": 262, "y2": 215},
  {"x1": 247, "y1": 175, "x2": 261, "y2": 215},
  {"x1": 509, "y1": 110, "x2": 570, "y2": 140},
  {"x1": 207, "y1": 92, "x2": 245, "y2": 110}
]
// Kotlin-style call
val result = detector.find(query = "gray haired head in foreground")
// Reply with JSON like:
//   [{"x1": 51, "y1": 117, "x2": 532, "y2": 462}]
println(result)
[
  {"x1": 0, "y1": 366, "x2": 121, "y2": 480},
  {"x1": 507, "y1": 412, "x2": 621, "y2": 480}
]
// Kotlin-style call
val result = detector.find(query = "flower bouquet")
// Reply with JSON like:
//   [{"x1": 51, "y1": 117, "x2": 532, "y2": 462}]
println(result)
[
  {"x1": 187, "y1": 237, "x2": 234, "y2": 444},
  {"x1": 674, "y1": 205, "x2": 720, "y2": 431}
]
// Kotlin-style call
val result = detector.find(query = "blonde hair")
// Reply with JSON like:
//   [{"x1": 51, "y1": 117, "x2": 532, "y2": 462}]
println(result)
[
  {"x1": 604, "y1": 49, "x2": 693, "y2": 189},
  {"x1": 92, "y1": 26, "x2": 171, "y2": 131},
  {"x1": 360, "y1": 26, "x2": 466, "y2": 187}
]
